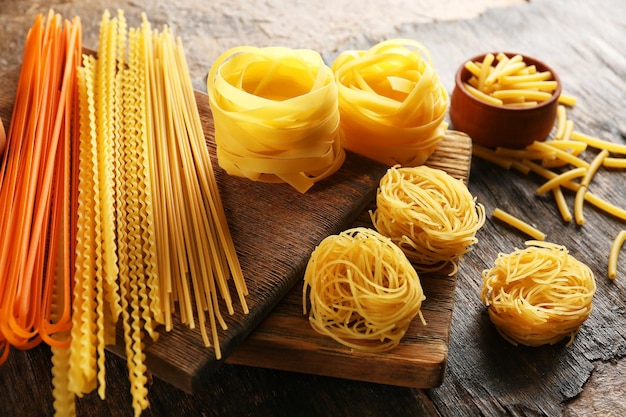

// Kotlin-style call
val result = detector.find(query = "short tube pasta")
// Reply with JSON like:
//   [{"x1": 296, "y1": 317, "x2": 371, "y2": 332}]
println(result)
[
  {"x1": 480, "y1": 241, "x2": 596, "y2": 347},
  {"x1": 303, "y1": 227, "x2": 425, "y2": 353},
  {"x1": 370, "y1": 165, "x2": 485, "y2": 274}
]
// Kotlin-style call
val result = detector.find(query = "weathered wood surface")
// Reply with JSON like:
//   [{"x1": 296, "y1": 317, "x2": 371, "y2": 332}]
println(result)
[{"x1": 1, "y1": 0, "x2": 626, "y2": 416}]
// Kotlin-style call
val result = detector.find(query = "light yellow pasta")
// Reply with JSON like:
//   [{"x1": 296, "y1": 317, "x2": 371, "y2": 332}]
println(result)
[
  {"x1": 552, "y1": 186, "x2": 572, "y2": 223},
  {"x1": 604, "y1": 157, "x2": 626, "y2": 169},
  {"x1": 608, "y1": 230, "x2": 626, "y2": 280},
  {"x1": 574, "y1": 149, "x2": 609, "y2": 225},
  {"x1": 473, "y1": 144, "x2": 513, "y2": 169},
  {"x1": 464, "y1": 53, "x2": 558, "y2": 107},
  {"x1": 492, "y1": 208, "x2": 546, "y2": 241},
  {"x1": 303, "y1": 227, "x2": 425, "y2": 353},
  {"x1": 572, "y1": 131, "x2": 626, "y2": 154},
  {"x1": 206, "y1": 45, "x2": 345, "y2": 193},
  {"x1": 480, "y1": 241, "x2": 596, "y2": 346},
  {"x1": 558, "y1": 93, "x2": 578, "y2": 107},
  {"x1": 370, "y1": 165, "x2": 485, "y2": 274},
  {"x1": 536, "y1": 166, "x2": 587, "y2": 195}
]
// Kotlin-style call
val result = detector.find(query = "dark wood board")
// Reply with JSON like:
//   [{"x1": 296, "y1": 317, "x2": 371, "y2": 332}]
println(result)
[{"x1": 227, "y1": 131, "x2": 472, "y2": 389}]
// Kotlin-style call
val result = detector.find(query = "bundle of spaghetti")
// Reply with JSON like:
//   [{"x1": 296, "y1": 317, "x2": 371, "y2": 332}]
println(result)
[
  {"x1": 480, "y1": 241, "x2": 596, "y2": 346},
  {"x1": 207, "y1": 45, "x2": 345, "y2": 193},
  {"x1": 331, "y1": 39, "x2": 449, "y2": 166},
  {"x1": 149, "y1": 22, "x2": 250, "y2": 354},
  {"x1": 303, "y1": 227, "x2": 425, "y2": 352},
  {"x1": 370, "y1": 165, "x2": 485, "y2": 274},
  {"x1": 0, "y1": 10, "x2": 79, "y2": 365}
]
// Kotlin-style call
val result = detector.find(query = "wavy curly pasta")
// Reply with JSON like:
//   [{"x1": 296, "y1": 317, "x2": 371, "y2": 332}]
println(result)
[
  {"x1": 303, "y1": 227, "x2": 425, "y2": 353},
  {"x1": 480, "y1": 241, "x2": 596, "y2": 346},
  {"x1": 371, "y1": 165, "x2": 485, "y2": 274},
  {"x1": 331, "y1": 39, "x2": 449, "y2": 166},
  {"x1": 207, "y1": 45, "x2": 345, "y2": 193}
]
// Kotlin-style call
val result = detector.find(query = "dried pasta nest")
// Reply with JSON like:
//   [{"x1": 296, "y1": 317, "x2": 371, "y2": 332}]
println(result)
[
  {"x1": 302, "y1": 227, "x2": 425, "y2": 353},
  {"x1": 370, "y1": 165, "x2": 485, "y2": 274},
  {"x1": 480, "y1": 241, "x2": 596, "y2": 347}
]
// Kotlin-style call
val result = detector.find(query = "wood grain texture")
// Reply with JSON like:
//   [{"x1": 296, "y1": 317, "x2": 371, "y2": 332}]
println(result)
[
  {"x1": 1, "y1": 1, "x2": 626, "y2": 416},
  {"x1": 227, "y1": 130, "x2": 472, "y2": 389}
]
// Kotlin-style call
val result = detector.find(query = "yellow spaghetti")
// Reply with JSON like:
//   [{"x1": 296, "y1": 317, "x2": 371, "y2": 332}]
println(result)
[
  {"x1": 370, "y1": 165, "x2": 485, "y2": 274},
  {"x1": 303, "y1": 227, "x2": 425, "y2": 353},
  {"x1": 207, "y1": 45, "x2": 345, "y2": 193},
  {"x1": 331, "y1": 39, "x2": 449, "y2": 166},
  {"x1": 480, "y1": 241, "x2": 596, "y2": 347}
]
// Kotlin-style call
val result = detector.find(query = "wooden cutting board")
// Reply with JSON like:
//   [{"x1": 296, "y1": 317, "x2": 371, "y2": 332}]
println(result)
[
  {"x1": 227, "y1": 131, "x2": 472, "y2": 390},
  {"x1": 0, "y1": 66, "x2": 471, "y2": 394}
]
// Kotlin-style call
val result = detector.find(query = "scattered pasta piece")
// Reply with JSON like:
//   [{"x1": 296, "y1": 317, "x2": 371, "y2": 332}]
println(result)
[
  {"x1": 480, "y1": 241, "x2": 596, "y2": 346},
  {"x1": 574, "y1": 149, "x2": 609, "y2": 225},
  {"x1": 371, "y1": 165, "x2": 485, "y2": 274},
  {"x1": 558, "y1": 93, "x2": 578, "y2": 107},
  {"x1": 207, "y1": 45, "x2": 345, "y2": 193},
  {"x1": 492, "y1": 208, "x2": 546, "y2": 241},
  {"x1": 303, "y1": 227, "x2": 425, "y2": 353},
  {"x1": 331, "y1": 39, "x2": 449, "y2": 166},
  {"x1": 608, "y1": 230, "x2": 626, "y2": 280}
]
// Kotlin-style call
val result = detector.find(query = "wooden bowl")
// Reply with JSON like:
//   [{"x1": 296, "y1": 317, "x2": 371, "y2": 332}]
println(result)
[{"x1": 449, "y1": 52, "x2": 562, "y2": 149}]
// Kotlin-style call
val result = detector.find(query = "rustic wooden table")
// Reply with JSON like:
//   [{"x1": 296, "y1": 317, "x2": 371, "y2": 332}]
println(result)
[{"x1": 1, "y1": 0, "x2": 625, "y2": 416}]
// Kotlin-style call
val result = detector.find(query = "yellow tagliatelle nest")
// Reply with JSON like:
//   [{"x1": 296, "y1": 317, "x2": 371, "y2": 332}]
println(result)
[
  {"x1": 480, "y1": 241, "x2": 596, "y2": 347},
  {"x1": 371, "y1": 165, "x2": 485, "y2": 274},
  {"x1": 302, "y1": 227, "x2": 425, "y2": 352},
  {"x1": 331, "y1": 38, "x2": 449, "y2": 166},
  {"x1": 207, "y1": 46, "x2": 345, "y2": 193}
]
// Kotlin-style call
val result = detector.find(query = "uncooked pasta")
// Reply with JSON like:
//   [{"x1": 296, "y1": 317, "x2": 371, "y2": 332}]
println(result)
[
  {"x1": 480, "y1": 241, "x2": 596, "y2": 347},
  {"x1": 303, "y1": 227, "x2": 425, "y2": 353},
  {"x1": 370, "y1": 165, "x2": 485, "y2": 274},
  {"x1": 206, "y1": 45, "x2": 345, "y2": 193},
  {"x1": 331, "y1": 39, "x2": 449, "y2": 166}
]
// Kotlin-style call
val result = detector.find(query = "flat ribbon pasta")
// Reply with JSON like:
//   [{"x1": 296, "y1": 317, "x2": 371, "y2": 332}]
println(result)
[
  {"x1": 303, "y1": 227, "x2": 425, "y2": 353},
  {"x1": 480, "y1": 241, "x2": 596, "y2": 346},
  {"x1": 331, "y1": 39, "x2": 449, "y2": 166},
  {"x1": 371, "y1": 165, "x2": 485, "y2": 274},
  {"x1": 207, "y1": 46, "x2": 345, "y2": 193}
]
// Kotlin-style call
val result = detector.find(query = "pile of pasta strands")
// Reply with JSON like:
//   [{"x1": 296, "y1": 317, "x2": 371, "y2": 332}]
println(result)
[
  {"x1": 371, "y1": 165, "x2": 485, "y2": 274},
  {"x1": 207, "y1": 46, "x2": 345, "y2": 193},
  {"x1": 480, "y1": 241, "x2": 596, "y2": 347},
  {"x1": 0, "y1": 9, "x2": 80, "y2": 369},
  {"x1": 332, "y1": 39, "x2": 449, "y2": 166},
  {"x1": 0, "y1": 10, "x2": 248, "y2": 417},
  {"x1": 303, "y1": 227, "x2": 426, "y2": 353}
]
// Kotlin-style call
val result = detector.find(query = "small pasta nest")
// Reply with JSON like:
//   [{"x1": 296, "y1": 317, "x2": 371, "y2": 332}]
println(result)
[
  {"x1": 480, "y1": 241, "x2": 596, "y2": 347},
  {"x1": 302, "y1": 227, "x2": 425, "y2": 352},
  {"x1": 371, "y1": 165, "x2": 485, "y2": 274}
]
